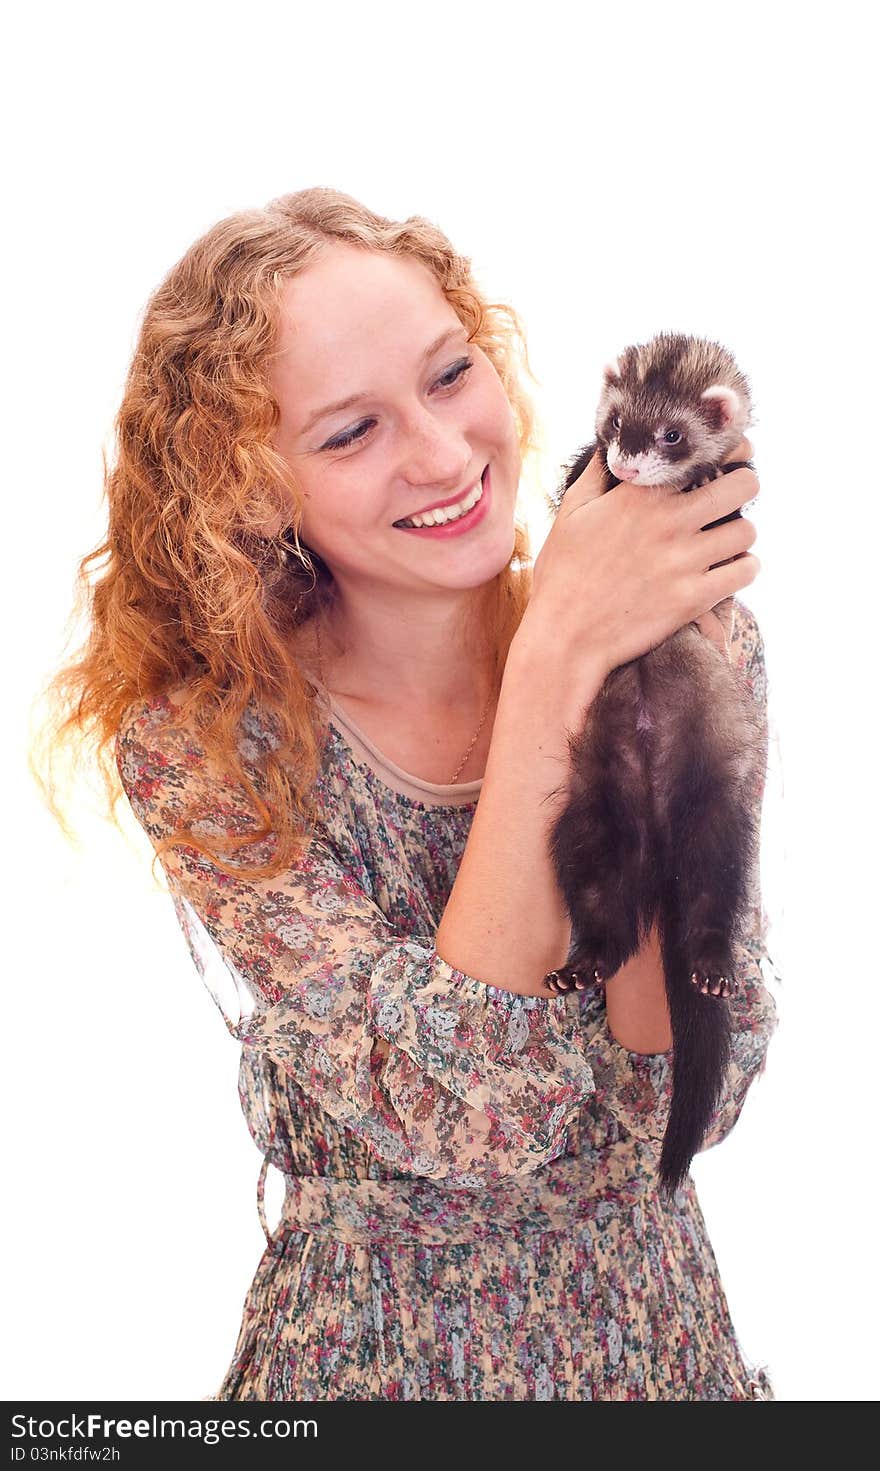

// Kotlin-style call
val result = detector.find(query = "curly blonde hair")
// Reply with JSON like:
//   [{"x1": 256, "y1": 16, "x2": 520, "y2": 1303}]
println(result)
[{"x1": 32, "y1": 186, "x2": 542, "y2": 880}]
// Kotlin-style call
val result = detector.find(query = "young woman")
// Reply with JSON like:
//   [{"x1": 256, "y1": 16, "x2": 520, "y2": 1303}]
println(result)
[{"x1": 41, "y1": 186, "x2": 776, "y2": 1400}]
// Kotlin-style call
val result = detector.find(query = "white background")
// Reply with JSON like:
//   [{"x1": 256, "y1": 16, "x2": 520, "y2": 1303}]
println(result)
[{"x1": 5, "y1": 0, "x2": 877, "y2": 1403}]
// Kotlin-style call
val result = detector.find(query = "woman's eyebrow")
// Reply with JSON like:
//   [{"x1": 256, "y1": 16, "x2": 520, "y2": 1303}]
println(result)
[{"x1": 298, "y1": 325, "x2": 469, "y2": 437}]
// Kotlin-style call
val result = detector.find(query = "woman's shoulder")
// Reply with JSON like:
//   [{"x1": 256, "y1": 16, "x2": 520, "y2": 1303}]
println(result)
[
  {"x1": 115, "y1": 684, "x2": 218, "y2": 791},
  {"x1": 115, "y1": 684, "x2": 277, "y2": 844},
  {"x1": 116, "y1": 689, "x2": 212, "y2": 841},
  {"x1": 117, "y1": 684, "x2": 191, "y2": 748},
  {"x1": 116, "y1": 681, "x2": 288, "y2": 763}
]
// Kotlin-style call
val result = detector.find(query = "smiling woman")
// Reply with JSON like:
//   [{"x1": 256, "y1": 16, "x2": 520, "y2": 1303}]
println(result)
[
  {"x1": 33, "y1": 185, "x2": 776, "y2": 1401},
  {"x1": 263, "y1": 241, "x2": 524, "y2": 728}
]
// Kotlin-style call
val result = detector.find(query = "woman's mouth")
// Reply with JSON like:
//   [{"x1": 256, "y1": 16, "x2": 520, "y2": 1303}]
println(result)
[{"x1": 393, "y1": 465, "x2": 491, "y2": 538}]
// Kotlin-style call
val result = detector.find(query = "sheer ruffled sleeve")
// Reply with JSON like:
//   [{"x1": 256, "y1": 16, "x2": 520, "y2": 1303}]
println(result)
[
  {"x1": 699, "y1": 598, "x2": 780, "y2": 1152},
  {"x1": 115, "y1": 695, "x2": 596, "y2": 1189},
  {"x1": 565, "y1": 599, "x2": 780, "y2": 1153}
]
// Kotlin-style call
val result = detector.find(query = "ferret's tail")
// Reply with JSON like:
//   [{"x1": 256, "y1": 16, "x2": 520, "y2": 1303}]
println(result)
[{"x1": 656, "y1": 918, "x2": 733, "y2": 1199}]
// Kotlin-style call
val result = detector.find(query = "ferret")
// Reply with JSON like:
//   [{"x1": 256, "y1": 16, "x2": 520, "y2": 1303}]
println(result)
[{"x1": 541, "y1": 332, "x2": 766, "y2": 1197}]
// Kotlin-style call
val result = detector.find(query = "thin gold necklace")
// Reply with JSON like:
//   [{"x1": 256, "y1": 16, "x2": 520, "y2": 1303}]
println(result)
[{"x1": 314, "y1": 616, "x2": 492, "y2": 785}]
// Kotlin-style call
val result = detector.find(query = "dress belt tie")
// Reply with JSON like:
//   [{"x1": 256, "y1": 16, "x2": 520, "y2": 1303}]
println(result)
[{"x1": 256, "y1": 1137, "x2": 663, "y2": 1247}]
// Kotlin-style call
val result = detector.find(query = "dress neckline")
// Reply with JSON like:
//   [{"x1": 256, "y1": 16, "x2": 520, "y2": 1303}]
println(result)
[{"x1": 316, "y1": 684, "x2": 484, "y2": 806}]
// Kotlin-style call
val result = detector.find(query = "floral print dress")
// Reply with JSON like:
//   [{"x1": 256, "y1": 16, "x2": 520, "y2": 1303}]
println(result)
[{"x1": 115, "y1": 598, "x2": 778, "y2": 1402}]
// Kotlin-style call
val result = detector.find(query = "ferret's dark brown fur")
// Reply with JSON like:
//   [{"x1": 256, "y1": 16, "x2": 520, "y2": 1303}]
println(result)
[{"x1": 543, "y1": 332, "x2": 766, "y2": 1197}]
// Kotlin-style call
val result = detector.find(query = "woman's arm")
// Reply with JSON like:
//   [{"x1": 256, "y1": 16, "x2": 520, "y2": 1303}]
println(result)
[
  {"x1": 434, "y1": 635, "x2": 603, "y2": 996},
  {"x1": 116, "y1": 696, "x2": 597, "y2": 1188},
  {"x1": 602, "y1": 923, "x2": 673, "y2": 1053},
  {"x1": 435, "y1": 630, "x2": 676, "y2": 1048}
]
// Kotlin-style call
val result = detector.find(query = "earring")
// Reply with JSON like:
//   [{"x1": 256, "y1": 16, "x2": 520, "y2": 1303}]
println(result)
[{"x1": 277, "y1": 527, "x2": 319, "y2": 598}]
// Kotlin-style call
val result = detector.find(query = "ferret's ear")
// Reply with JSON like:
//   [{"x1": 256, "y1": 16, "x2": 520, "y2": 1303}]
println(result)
[
  {"x1": 602, "y1": 357, "x2": 623, "y2": 383},
  {"x1": 700, "y1": 384, "x2": 743, "y2": 431}
]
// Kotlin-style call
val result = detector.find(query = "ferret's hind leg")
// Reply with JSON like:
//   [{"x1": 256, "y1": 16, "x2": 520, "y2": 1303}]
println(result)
[
  {"x1": 545, "y1": 664, "x2": 653, "y2": 994},
  {"x1": 648, "y1": 630, "x2": 761, "y2": 998}
]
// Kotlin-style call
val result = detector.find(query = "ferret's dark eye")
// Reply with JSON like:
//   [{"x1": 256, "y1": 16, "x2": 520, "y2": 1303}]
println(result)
[
  {"x1": 611, "y1": 414, "x2": 621, "y2": 431},
  {"x1": 664, "y1": 429, "x2": 681, "y2": 444}
]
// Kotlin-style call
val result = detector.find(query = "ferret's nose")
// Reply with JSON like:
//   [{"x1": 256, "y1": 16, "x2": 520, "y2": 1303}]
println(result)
[{"x1": 613, "y1": 465, "x2": 639, "y2": 481}]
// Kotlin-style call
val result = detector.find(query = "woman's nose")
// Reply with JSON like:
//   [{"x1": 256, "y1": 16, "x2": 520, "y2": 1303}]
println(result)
[{"x1": 399, "y1": 414, "x2": 470, "y2": 483}]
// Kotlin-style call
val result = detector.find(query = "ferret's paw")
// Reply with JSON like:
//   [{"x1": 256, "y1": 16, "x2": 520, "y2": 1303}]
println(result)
[
  {"x1": 544, "y1": 931, "x2": 635, "y2": 993},
  {"x1": 543, "y1": 961, "x2": 606, "y2": 995},
  {"x1": 686, "y1": 936, "x2": 739, "y2": 998},
  {"x1": 688, "y1": 967, "x2": 737, "y2": 999}
]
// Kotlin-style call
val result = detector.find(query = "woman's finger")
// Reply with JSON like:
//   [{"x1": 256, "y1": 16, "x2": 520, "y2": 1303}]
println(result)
[
  {"x1": 559, "y1": 446, "x2": 611, "y2": 509},
  {"x1": 683, "y1": 464, "x2": 759, "y2": 530}
]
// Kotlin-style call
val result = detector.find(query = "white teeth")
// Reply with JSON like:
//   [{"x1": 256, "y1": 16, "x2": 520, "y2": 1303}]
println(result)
[{"x1": 397, "y1": 479, "x2": 483, "y2": 529}]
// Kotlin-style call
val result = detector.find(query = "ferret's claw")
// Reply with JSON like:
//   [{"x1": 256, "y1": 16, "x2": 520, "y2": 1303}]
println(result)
[
  {"x1": 543, "y1": 964, "x2": 604, "y2": 995},
  {"x1": 543, "y1": 969, "x2": 581, "y2": 994},
  {"x1": 690, "y1": 970, "x2": 736, "y2": 999}
]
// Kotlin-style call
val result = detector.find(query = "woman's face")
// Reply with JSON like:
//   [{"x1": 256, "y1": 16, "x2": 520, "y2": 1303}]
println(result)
[{"x1": 268, "y1": 243, "x2": 522, "y2": 599}]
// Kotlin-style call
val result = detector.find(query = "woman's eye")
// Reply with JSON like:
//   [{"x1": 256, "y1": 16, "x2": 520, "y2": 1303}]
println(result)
[
  {"x1": 325, "y1": 419, "x2": 373, "y2": 451},
  {"x1": 664, "y1": 429, "x2": 682, "y2": 444},
  {"x1": 323, "y1": 356, "x2": 474, "y2": 451},
  {"x1": 435, "y1": 356, "x2": 473, "y2": 391}
]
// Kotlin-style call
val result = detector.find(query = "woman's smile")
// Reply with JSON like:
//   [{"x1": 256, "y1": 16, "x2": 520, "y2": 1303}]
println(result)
[{"x1": 393, "y1": 463, "x2": 491, "y2": 536}]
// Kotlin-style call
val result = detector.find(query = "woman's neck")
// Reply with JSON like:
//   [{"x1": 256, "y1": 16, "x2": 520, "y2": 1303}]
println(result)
[{"x1": 309, "y1": 595, "x2": 496, "y2": 714}]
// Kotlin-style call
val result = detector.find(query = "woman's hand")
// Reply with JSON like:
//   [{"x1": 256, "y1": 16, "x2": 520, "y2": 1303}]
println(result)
[{"x1": 521, "y1": 436, "x2": 759, "y2": 683}]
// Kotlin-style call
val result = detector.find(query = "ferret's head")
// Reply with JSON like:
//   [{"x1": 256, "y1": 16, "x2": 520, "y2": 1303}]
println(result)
[{"x1": 596, "y1": 333, "x2": 753, "y2": 490}]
